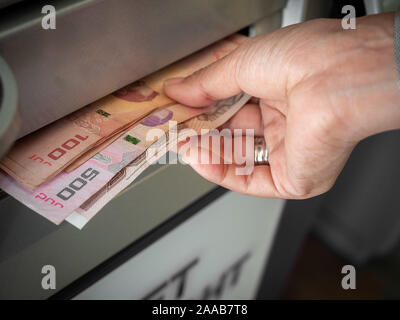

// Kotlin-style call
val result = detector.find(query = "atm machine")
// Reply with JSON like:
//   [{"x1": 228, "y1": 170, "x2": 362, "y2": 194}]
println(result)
[{"x1": 0, "y1": 0, "x2": 329, "y2": 299}]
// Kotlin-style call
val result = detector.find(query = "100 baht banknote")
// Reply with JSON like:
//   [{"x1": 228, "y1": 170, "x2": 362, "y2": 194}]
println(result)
[
  {"x1": 0, "y1": 35, "x2": 245, "y2": 189},
  {"x1": 0, "y1": 102, "x2": 212, "y2": 224}
]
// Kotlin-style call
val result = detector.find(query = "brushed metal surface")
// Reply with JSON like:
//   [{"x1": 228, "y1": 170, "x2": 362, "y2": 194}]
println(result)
[{"x1": 0, "y1": 0, "x2": 286, "y2": 139}]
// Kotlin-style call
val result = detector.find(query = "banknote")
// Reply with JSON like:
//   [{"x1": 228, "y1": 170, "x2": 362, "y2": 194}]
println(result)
[
  {"x1": 0, "y1": 103, "x2": 210, "y2": 224},
  {"x1": 0, "y1": 34, "x2": 245, "y2": 189},
  {"x1": 63, "y1": 113, "x2": 150, "y2": 173},
  {"x1": 66, "y1": 92, "x2": 251, "y2": 229}
]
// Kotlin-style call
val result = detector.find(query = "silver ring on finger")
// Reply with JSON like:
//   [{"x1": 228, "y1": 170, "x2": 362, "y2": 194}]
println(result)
[{"x1": 254, "y1": 136, "x2": 269, "y2": 166}]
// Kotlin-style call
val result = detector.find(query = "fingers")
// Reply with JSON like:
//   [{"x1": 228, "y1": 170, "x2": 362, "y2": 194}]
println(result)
[
  {"x1": 260, "y1": 101, "x2": 286, "y2": 152},
  {"x1": 179, "y1": 134, "x2": 281, "y2": 197},
  {"x1": 220, "y1": 103, "x2": 264, "y2": 136},
  {"x1": 164, "y1": 30, "x2": 297, "y2": 109},
  {"x1": 189, "y1": 161, "x2": 279, "y2": 198}
]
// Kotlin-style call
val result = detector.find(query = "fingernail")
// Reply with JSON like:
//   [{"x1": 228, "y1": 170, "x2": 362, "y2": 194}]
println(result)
[{"x1": 164, "y1": 77, "x2": 184, "y2": 87}]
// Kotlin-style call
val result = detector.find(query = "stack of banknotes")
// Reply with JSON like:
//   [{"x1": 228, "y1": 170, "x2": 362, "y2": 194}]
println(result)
[{"x1": 0, "y1": 34, "x2": 250, "y2": 229}]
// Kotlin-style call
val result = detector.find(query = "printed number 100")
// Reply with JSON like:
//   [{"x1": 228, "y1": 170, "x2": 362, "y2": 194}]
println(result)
[{"x1": 48, "y1": 134, "x2": 88, "y2": 161}]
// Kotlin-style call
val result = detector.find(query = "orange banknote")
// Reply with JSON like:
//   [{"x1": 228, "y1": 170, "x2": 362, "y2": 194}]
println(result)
[{"x1": 0, "y1": 34, "x2": 246, "y2": 189}]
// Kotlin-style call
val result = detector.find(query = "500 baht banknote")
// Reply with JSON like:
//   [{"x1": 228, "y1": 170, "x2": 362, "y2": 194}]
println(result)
[
  {"x1": 66, "y1": 92, "x2": 251, "y2": 229},
  {"x1": 0, "y1": 102, "x2": 212, "y2": 224}
]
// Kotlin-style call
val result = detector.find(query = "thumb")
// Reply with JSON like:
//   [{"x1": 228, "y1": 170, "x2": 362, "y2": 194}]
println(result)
[
  {"x1": 164, "y1": 46, "x2": 246, "y2": 107},
  {"x1": 164, "y1": 34, "x2": 290, "y2": 108}
]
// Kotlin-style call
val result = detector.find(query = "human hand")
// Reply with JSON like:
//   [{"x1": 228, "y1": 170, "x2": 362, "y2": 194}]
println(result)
[{"x1": 165, "y1": 13, "x2": 399, "y2": 199}]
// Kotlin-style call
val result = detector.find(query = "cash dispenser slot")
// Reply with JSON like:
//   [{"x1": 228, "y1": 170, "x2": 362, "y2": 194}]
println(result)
[
  {"x1": 0, "y1": 0, "x2": 287, "y2": 142},
  {"x1": 0, "y1": 0, "x2": 288, "y2": 299}
]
